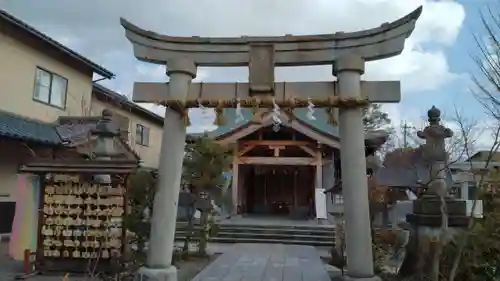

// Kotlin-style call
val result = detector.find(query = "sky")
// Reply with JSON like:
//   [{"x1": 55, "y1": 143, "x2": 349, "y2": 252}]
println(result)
[{"x1": 0, "y1": 0, "x2": 498, "y2": 150}]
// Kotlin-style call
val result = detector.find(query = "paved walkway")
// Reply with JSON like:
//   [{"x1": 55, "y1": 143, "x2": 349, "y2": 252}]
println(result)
[
  {"x1": 1, "y1": 242, "x2": 338, "y2": 281},
  {"x1": 191, "y1": 243, "x2": 331, "y2": 281}
]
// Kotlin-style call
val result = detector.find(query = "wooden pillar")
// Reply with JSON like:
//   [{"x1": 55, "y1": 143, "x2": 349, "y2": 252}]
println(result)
[
  {"x1": 332, "y1": 150, "x2": 336, "y2": 181},
  {"x1": 264, "y1": 174, "x2": 267, "y2": 205},
  {"x1": 316, "y1": 152, "x2": 323, "y2": 190},
  {"x1": 293, "y1": 169, "x2": 297, "y2": 208},
  {"x1": 315, "y1": 149, "x2": 327, "y2": 219},
  {"x1": 232, "y1": 145, "x2": 239, "y2": 215}
]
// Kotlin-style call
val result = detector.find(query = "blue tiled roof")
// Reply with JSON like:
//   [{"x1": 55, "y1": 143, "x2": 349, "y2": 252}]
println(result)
[
  {"x1": 0, "y1": 111, "x2": 62, "y2": 145},
  {"x1": 376, "y1": 165, "x2": 454, "y2": 188},
  {"x1": 209, "y1": 108, "x2": 339, "y2": 138}
]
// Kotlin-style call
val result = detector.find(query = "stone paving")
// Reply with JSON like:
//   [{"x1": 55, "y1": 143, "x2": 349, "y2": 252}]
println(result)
[
  {"x1": 1, "y1": 242, "x2": 340, "y2": 281},
  {"x1": 191, "y1": 243, "x2": 331, "y2": 281}
]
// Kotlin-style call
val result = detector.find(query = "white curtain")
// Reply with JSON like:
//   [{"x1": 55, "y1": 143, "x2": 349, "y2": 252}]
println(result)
[
  {"x1": 34, "y1": 69, "x2": 51, "y2": 103},
  {"x1": 50, "y1": 75, "x2": 67, "y2": 108}
]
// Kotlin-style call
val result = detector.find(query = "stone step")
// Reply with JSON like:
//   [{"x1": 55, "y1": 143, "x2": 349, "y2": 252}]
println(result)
[
  {"x1": 177, "y1": 222, "x2": 334, "y2": 231},
  {"x1": 219, "y1": 225, "x2": 334, "y2": 232},
  {"x1": 177, "y1": 227, "x2": 334, "y2": 237},
  {"x1": 176, "y1": 230, "x2": 334, "y2": 242},
  {"x1": 176, "y1": 224, "x2": 334, "y2": 235},
  {"x1": 174, "y1": 235, "x2": 334, "y2": 247},
  {"x1": 175, "y1": 221, "x2": 335, "y2": 247}
]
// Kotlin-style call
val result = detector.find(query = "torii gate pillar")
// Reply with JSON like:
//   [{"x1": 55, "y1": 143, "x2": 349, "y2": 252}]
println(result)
[
  {"x1": 334, "y1": 55, "x2": 376, "y2": 279},
  {"x1": 135, "y1": 59, "x2": 197, "y2": 281}
]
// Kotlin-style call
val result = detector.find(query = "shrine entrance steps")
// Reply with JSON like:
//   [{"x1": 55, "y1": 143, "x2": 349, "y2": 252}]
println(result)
[{"x1": 175, "y1": 216, "x2": 335, "y2": 247}]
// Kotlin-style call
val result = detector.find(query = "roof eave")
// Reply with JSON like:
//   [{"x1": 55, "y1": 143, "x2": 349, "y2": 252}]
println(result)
[
  {"x1": 0, "y1": 134, "x2": 62, "y2": 147},
  {"x1": 92, "y1": 84, "x2": 164, "y2": 126}
]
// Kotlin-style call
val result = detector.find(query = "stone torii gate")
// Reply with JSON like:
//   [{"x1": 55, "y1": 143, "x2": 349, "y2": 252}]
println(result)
[{"x1": 121, "y1": 7, "x2": 422, "y2": 281}]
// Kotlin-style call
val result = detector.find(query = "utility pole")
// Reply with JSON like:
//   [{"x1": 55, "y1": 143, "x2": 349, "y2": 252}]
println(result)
[{"x1": 402, "y1": 122, "x2": 410, "y2": 148}]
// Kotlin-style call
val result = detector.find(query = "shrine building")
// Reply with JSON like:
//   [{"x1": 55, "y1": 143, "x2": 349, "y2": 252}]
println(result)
[{"x1": 206, "y1": 107, "x2": 388, "y2": 221}]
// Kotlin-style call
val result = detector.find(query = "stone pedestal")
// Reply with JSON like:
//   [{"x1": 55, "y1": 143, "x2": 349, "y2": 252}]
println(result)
[
  {"x1": 135, "y1": 59, "x2": 196, "y2": 281},
  {"x1": 333, "y1": 55, "x2": 376, "y2": 279},
  {"x1": 342, "y1": 276, "x2": 382, "y2": 281},
  {"x1": 134, "y1": 266, "x2": 177, "y2": 281},
  {"x1": 407, "y1": 195, "x2": 469, "y2": 227},
  {"x1": 403, "y1": 196, "x2": 469, "y2": 276}
]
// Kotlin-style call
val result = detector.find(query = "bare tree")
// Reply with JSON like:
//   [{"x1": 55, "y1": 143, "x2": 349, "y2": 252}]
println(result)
[
  {"x1": 472, "y1": 1, "x2": 500, "y2": 121},
  {"x1": 441, "y1": 4, "x2": 500, "y2": 279},
  {"x1": 367, "y1": 105, "x2": 500, "y2": 280},
  {"x1": 445, "y1": 110, "x2": 500, "y2": 281},
  {"x1": 365, "y1": 2, "x2": 500, "y2": 279}
]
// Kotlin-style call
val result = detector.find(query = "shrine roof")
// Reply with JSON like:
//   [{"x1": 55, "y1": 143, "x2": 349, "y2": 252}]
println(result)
[
  {"x1": 375, "y1": 166, "x2": 454, "y2": 188},
  {"x1": 0, "y1": 110, "x2": 62, "y2": 145},
  {"x1": 56, "y1": 116, "x2": 140, "y2": 161},
  {"x1": 209, "y1": 108, "x2": 339, "y2": 139}
]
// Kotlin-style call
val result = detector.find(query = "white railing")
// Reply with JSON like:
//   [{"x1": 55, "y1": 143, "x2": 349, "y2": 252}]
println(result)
[
  {"x1": 332, "y1": 194, "x2": 344, "y2": 205},
  {"x1": 466, "y1": 200, "x2": 483, "y2": 218},
  {"x1": 391, "y1": 200, "x2": 413, "y2": 225}
]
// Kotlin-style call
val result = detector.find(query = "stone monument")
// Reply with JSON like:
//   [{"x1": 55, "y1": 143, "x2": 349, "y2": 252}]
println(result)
[
  {"x1": 120, "y1": 7, "x2": 422, "y2": 281},
  {"x1": 401, "y1": 106, "x2": 469, "y2": 276}
]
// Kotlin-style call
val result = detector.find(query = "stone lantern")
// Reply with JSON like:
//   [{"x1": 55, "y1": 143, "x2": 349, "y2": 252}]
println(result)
[
  {"x1": 91, "y1": 109, "x2": 121, "y2": 183},
  {"x1": 91, "y1": 109, "x2": 120, "y2": 158},
  {"x1": 402, "y1": 106, "x2": 469, "y2": 275}
]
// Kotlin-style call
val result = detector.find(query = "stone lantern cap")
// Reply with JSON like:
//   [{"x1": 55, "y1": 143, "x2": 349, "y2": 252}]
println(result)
[
  {"x1": 417, "y1": 106, "x2": 453, "y2": 163},
  {"x1": 91, "y1": 109, "x2": 120, "y2": 137},
  {"x1": 427, "y1": 105, "x2": 441, "y2": 124}
]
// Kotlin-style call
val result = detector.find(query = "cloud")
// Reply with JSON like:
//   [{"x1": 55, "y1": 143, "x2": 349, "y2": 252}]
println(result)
[{"x1": 1, "y1": 0, "x2": 466, "y2": 132}]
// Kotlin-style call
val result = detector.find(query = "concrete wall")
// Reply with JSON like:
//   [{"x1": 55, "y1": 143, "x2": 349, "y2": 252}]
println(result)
[
  {"x1": 0, "y1": 140, "x2": 57, "y2": 234},
  {"x1": 0, "y1": 160, "x2": 19, "y2": 203},
  {"x1": 0, "y1": 140, "x2": 55, "y2": 199},
  {"x1": 0, "y1": 159, "x2": 19, "y2": 234},
  {"x1": 0, "y1": 31, "x2": 94, "y2": 123},
  {"x1": 90, "y1": 99, "x2": 163, "y2": 168}
]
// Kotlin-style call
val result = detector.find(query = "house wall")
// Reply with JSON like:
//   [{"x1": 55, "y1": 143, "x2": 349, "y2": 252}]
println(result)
[
  {"x1": 90, "y1": 99, "x2": 162, "y2": 168},
  {"x1": 0, "y1": 30, "x2": 94, "y2": 123},
  {"x1": 0, "y1": 140, "x2": 59, "y2": 201},
  {"x1": 0, "y1": 140, "x2": 52, "y2": 235},
  {"x1": 0, "y1": 160, "x2": 20, "y2": 203},
  {"x1": 0, "y1": 139, "x2": 82, "y2": 235},
  {"x1": 0, "y1": 160, "x2": 17, "y2": 235}
]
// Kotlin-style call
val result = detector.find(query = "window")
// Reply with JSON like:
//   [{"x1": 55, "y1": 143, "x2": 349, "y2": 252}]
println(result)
[
  {"x1": 33, "y1": 67, "x2": 68, "y2": 109},
  {"x1": 135, "y1": 124, "x2": 150, "y2": 146}
]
